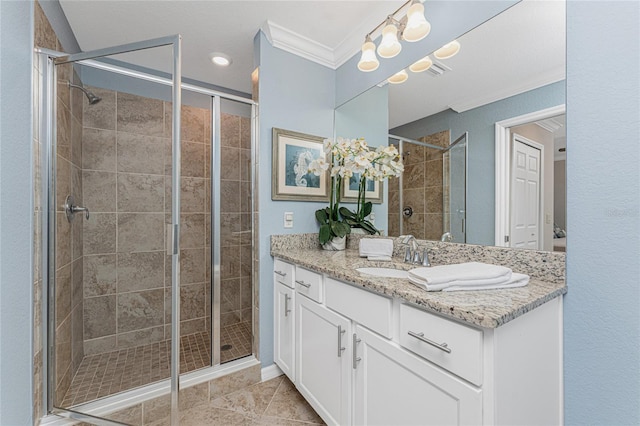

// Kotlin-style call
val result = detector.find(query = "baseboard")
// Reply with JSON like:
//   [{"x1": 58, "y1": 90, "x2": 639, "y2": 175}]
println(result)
[{"x1": 261, "y1": 363, "x2": 284, "y2": 382}]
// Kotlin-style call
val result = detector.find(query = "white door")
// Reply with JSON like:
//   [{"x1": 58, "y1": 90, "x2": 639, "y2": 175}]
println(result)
[
  {"x1": 353, "y1": 325, "x2": 482, "y2": 426},
  {"x1": 274, "y1": 283, "x2": 295, "y2": 381},
  {"x1": 296, "y1": 294, "x2": 351, "y2": 425},
  {"x1": 510, "y1": 135, "x2": 542, "y2": 249}
]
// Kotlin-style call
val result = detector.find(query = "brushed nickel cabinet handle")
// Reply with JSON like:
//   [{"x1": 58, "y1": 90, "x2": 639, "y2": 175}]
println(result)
[
  {"x1": 408, "y1": 330, "x2": 452, "y2": 353},
  {"x1": 295, "y1": 280, "x2": 311, "y2": 288},
  {"x1": 337, "y1": 325, "x2": 346, "y2": 357},
  {"x1": 284, "y1": 294, "x2": 291, "y2": 317},
  {"x1": 274, "y1": 270, "x2": 287, "y2": 277},
  {"x1": 352, "y1": 333, "x2": 362, "y2": 369}
]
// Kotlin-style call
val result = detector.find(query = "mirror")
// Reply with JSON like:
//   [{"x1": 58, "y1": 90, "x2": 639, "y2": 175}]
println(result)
[{"x1": 334, "y1": 0, "x2": 566, "y2": 251}]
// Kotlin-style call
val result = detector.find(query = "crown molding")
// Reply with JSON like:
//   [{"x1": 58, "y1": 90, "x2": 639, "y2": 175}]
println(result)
[
  {"x1": 449, "y1": 66, "x2": 566, "y2": 113},
  {"x1": 262, "y1": 20, "x2": 337, "y2": 69}
]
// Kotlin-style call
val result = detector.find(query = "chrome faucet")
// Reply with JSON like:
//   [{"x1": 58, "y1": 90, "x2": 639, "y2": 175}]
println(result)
[{"x1": 400, "y1": 235, "x2": 430, "y2": 266}]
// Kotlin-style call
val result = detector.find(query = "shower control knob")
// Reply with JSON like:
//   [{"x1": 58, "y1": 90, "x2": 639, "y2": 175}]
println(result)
[{"x1": 403, "y1": 207, "x2": 413, "y2": 218}]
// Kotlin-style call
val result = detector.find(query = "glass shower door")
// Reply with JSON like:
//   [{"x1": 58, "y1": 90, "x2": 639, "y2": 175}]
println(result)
[
  {"x1": 44, "y1": 36, "x2": 183, "y2": 424},
  {"x1": 443, "y1": 133, "x2": 468, "y2": 243}
]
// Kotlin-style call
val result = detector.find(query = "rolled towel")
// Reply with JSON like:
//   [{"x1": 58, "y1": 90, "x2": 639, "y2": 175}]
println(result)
[
  {"x1": 408, "y1": 262, "x2": 512, "y2": 286},
  {"x1": 359, "y1": 238, "x2": 394, "y2": 258}
]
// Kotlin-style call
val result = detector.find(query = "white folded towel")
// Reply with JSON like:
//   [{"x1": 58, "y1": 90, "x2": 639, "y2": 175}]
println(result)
[
  {"x1": 359, "y1": 238, "x2": 394, "y2": 258},
  {"x1": 443, "y1": 273, "x2": 529, "y2": 292},
  {"x1": 367, "y1": 255, "x2": 392, "y2": 261},
  {"x1": 407, "y1": 260, "x2": 530, "y2": 292},
  {"x1": 408, "y1": 262, "x2": 512, "y2": 285}
]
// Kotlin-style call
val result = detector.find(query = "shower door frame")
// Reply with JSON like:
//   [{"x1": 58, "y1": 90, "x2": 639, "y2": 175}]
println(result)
[
  {"x1": 39, "y1": 36, "x2": 259, "y2": 425},
  {"x1": 388, "y1": 133, "x2": 468, "y2": 240},
  {"x1": 40, "y1": 35, "x2": 184, "y2": 425}
]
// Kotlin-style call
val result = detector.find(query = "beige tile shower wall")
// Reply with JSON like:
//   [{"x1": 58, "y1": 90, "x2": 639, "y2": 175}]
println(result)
[
  {"x1": 220, "y1": 113, "x2": 253, "y2": 329},
  {"x1": 82, "y1": 91, "x2": 212, "y2": 355},
  {"x1": 389, "y1": 131, "x2": 449, "y2": 240}
]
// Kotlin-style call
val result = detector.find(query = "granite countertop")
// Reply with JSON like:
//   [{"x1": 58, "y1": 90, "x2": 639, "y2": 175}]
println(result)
[{"x1": 271, "y1": 247, "x2": 567, "y2": 329}]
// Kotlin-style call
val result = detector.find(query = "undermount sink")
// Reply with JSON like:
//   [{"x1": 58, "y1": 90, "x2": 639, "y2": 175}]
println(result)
[{"x1": 356, "y1": 267, "x2": 409, "y2": 278}]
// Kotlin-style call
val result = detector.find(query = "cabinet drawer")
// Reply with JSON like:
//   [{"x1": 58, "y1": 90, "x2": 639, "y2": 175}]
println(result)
[
  {"x1": 325, "y1": 277, "x2": 393, "y2": 338},
  {"x1": 295, "y1": 266, "x2": 322, "y2": 303},
  {"x1": 399, "y1": 304, "x2": 483, "y2": 386},
  {"x1": 274, "y1": 258, "x2": 294, "y2": 288}
]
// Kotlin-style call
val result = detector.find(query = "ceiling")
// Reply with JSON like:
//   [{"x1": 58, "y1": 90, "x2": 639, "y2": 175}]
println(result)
[
  {"x1": 59, "y1": 0, "x2": 404, "y2": 95},
  {"x1": 59, "y1": 0, "x2": 565, "y2": 128}
]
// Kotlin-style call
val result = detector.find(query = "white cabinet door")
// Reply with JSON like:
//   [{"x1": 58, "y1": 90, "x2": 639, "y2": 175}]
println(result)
[
  {"x1": 353, "y1": 325, "x2": 482, "y2": 426},
  {"x1": 296, "y1": 294, "x2": 351, "y2": 426},
  {"x1": 274, "y1": 282, "x2": 295, "y2": 381}
]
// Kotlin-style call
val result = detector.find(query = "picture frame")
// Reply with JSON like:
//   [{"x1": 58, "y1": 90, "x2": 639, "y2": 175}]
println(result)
[
  {"x1": 272, "y1": 128, "x2": 330, "y2": 201},
  {"x1": 342, "y1": 173, "x2": 383, "y2": 204}
]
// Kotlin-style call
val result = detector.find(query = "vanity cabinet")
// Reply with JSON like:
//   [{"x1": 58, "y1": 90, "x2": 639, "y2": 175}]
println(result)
[
  {"x1": 273, "y1": 260, "x2": 295, "y2": 381},
  {"x1": 353, "y1": 325, "x2": 481, "y2": 426},
  {"x1": 273, "y1": 258, "x2": 563, "y2": 426},
  {"x1": 296, "y1": 289, "x2": 352, "y2": 425}
]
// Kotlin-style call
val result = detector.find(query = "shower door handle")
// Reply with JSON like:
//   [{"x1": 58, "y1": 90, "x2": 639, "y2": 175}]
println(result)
[{"x1": 64, "y1": 195, "x2": 89, "y2": 222}]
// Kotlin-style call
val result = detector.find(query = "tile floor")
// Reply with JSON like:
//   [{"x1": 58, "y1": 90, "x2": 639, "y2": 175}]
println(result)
[
  {"x1": 161, "y1": 375, "x2": 325, "y2": 426},
  {"x1": 63, "y1": 324, "x2": 252, "y2": 407}
]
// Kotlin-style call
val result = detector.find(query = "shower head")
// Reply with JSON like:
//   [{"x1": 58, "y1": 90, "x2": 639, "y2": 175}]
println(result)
[{"x1": 68, "y1": 82, "x2": 101, "y2": 105}]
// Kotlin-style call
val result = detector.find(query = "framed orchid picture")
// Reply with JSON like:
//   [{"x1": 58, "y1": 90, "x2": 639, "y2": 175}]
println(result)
[
  {"x1": 342, "y1": 173, "x2": 383, "y2": 203},
  {"x1": 271, "y1": 128, "x2": 330, "y2": 201}
]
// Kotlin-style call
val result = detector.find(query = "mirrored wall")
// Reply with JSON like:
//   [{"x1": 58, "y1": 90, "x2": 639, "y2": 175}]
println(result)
[{"x1": 335, "y1": 0, "x2": 566, "y2": 251}]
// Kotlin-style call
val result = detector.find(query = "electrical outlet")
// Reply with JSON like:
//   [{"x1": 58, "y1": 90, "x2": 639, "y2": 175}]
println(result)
[{"x1": 284, "y1": 212, "x2": 294, "y2": 228}]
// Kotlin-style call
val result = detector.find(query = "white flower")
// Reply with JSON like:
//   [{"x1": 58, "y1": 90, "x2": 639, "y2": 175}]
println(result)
[{"x1": 308, "y1": 157, "x2": 329, "y2": 176}]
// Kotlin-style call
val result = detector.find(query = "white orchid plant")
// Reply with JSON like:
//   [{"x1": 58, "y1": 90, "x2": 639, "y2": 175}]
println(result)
[{"x1": 308, "y1": 137, "x2": 404, "y2": 244}]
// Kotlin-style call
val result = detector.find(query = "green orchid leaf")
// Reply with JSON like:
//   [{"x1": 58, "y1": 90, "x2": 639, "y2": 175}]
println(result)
[
  {"x1": 319, "y1": 224, "x2": 331, "y2": 244},
  {"x1": 360, "y1": 220, "x2": 380, "y2": 235},
  {"x1": 331, "y1": 221, "x2": 346, "y2": 237},
  {"x1": 339, "y1": 207, "x2": 356, "y2": 219},
  {"x1": 315, "y1": 208, "x2": 328, "y2": 224},
  {"x1": 363, "y1": 202, "x2": 373, "y2": 217}
]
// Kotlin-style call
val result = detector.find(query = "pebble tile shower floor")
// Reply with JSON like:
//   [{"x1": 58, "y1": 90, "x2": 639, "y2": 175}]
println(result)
[{"x1": 63, "y1": 323, "x2": 252, "y2": 407}]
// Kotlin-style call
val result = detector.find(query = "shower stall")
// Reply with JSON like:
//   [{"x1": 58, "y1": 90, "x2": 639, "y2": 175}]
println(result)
[
  {"x1": 36, "y1": 36, "x2": 257, "y2": 424},
  {"x1": 388, "y1": 131, "x2": 468, "y2": 242}
]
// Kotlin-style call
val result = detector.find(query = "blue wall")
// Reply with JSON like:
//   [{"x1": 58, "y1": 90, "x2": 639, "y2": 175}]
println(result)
[
  {"x1": 0, "y1": 1, "x2": 35, "y2": 424},
  {"x1": 564, "y1": 2, "x2": 639, "y2": 424},
  {"x1": 390, "y1": 81, "x2": 565, "y2": 245},
  {"x1": 255, "y1": 31, "x2": 337, "y2": 366},
  {"x1": 334, "y1": 85, "x2": 389, "y2": 233},
  {"x1": 0, "y1": 2, "x2": 638, "y2": 424}
]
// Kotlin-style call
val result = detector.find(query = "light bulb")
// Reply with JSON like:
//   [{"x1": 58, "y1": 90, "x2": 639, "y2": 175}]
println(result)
[
  {"x1": 357, "y1": 37, "x2": 380, "y2": 72},
  {"x1": 409, "y1": 55, "x2": 433, "y2": 73},
  {"x1": 377, "y1": 20, "x2": 402, "y2": 59},
  {"x1": 388, "y1": 69, "x2": 408, "y2": 84},
  {"x1": 403, "y1": 1, "x2": 431, "y2": 42},
  {"x1": 434, "y1": 40, "x2": 461, "y2": 60}
]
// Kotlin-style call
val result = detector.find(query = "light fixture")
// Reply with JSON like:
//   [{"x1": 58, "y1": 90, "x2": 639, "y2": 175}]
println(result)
[
  {"x1": 209, "y1": 52, "x2": 232, "y2": 66},
  {"x1": 388, "y1": 69, "x2": 408, "y2": 84},
  {"x1": 403, "y1": 0, "x2": 431, "y2": 42},
  {"x1": 433, "y1": 40, "x2": 461, "y2": 60},
  {"x1": 377, "y1": 18, "x2": 402, "y2": 58},
  {"x1": 357, "y1": 35, "x2": 380, "y2": 72},
  {"x1": 357, "y1": 0, "x2": 434, "y2": 72},
  {"x1": 409, "y1": 55, "x2": 433, "y2": 73}
]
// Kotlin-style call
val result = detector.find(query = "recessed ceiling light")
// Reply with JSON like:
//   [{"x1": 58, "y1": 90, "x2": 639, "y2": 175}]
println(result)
[{"x1": 209, "y1": 52, "x2": 232, "y2": 67}]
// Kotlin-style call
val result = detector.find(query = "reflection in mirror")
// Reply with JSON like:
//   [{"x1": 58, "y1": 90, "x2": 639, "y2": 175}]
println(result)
[{"x1": 335, "y1": 0, "x2": 566, "y2": 251}]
